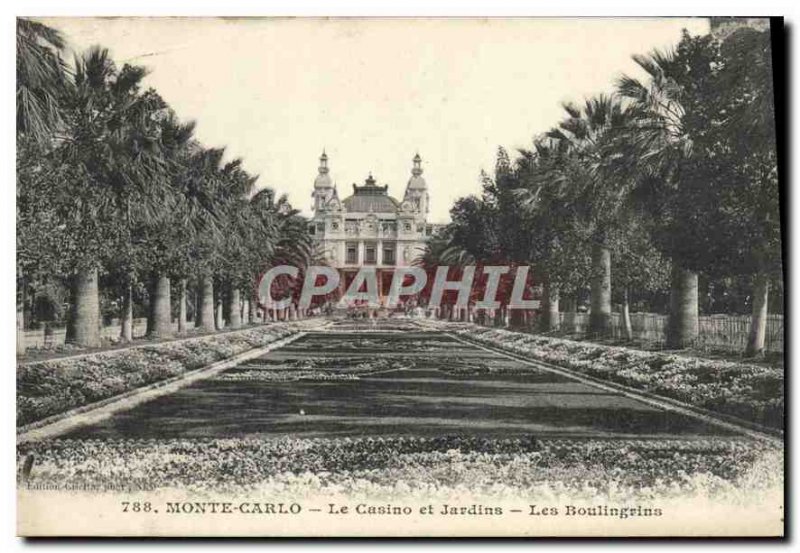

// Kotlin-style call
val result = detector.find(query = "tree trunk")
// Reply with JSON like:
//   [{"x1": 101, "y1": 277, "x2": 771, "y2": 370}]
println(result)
[
  {"x1": 147, "y1": 274, "x2": 173, "y2": 339},
  {"x1": 509, "y1": 308, "x2": 525, "y2": 327},
  {"x1": 589, "y1": 243, "x2": 612, "y2": 336},
  {"x1": 248, "y1": 297, "x2": 256, "y2": 324},
  {"x1": 194, "y1": 286, "x2": 200, "y2": 326},
  {"x1": 67, "y1": 267, "x2": 101, "y2": 348},
  {"x1": 227, "y1": 287, "x2": 242, "y2": 329},
  {"x1": 622, "y1": 287, "x2": 633, "y2": 341},
  {"x1": 540, "y1": 274, "x2": 560, "y2": 332},
  {"x1": 563, "y1": 294, "x2": 578, "y2": 333},
  {"x1": 17, "y1": 264, "x2": 26, "y2": 355},
  {"x1": 120, "y1": 282, "x2": 133, "y2": 342},
  {"x1": 178, "y1": 278, "x2": 188, "y2": 334},
  {"x1": 745, "y1": 272, "x2": 770, "y2": 357},
  {"x1": 215, "y1": 299, "x2": 224, "y2": 330},
  {"x1": 666, "y1": 264, "x2": 699, "y2": 349},
  {"x1": 493, "y1": 307, "x2": 504, "y2": 327},
  {"x1": 196, "y1": 275, "x2": 216, "y2": 332}
]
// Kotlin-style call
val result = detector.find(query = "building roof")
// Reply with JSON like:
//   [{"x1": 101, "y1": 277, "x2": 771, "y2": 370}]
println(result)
[
  {"x1": 342, "y1": 174, "x2": 400, "y2": 213},
  {"x1": 342, "y1": 194, "x2": 399, "y2": 213}
]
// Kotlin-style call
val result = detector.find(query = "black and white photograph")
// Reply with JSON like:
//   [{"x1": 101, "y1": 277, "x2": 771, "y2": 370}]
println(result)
[{"x1": 12, "y1": 9, "x2": 785, "y2": 538}]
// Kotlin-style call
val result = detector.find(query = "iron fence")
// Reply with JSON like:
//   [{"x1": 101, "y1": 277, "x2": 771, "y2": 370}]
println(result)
[{"x1": 555, "y1": 312, "x2": 783, "y2": 353}]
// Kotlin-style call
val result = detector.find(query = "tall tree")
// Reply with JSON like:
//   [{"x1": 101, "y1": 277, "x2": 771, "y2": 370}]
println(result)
[
  {"x1": 615, "y1": 37, "x2": 717, "y2": 348},
  {"x1": 16, "y1": 18, "x2": 68, "y2": 354},
  {"x1": 133, "y1": 109, "x2": 197, "y2": 340},
  {"x1": 178, "y1": 147, "x2": 227, "y2": 332},
  {"x1": 683, "y1": 27, "x2": 781, "y2": 355},
  {"x1": 547, "y1": 95, "x2": 635, "y2": 336},
  {"x1": 16, "y1": 19, "x2": 66, "y2": 144},
  {"x1": 512, "y1": 139, "x2": 592, "y2": 332},
  {"x1": 56, "y1": 47, "x2": 163, "y2": 346},
  {"x1": 616, "y1": 28, "x2": 780, "y2": 353}
]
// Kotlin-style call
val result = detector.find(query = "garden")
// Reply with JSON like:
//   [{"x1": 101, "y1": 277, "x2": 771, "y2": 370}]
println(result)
[
  {"x1": 16, "y1": 325, "x2": 783, "y2": 507},
  {"x1": 17, "y1": 435, "x2": 782, "y2": 503},
  {"x1": 17, "y1": 322, "x2": 316, "y2": 427},
  {"x1": 43, "y1": 329, "x2": 749, "y2": 442},
  {"x1": 441, "y1": 323, "x2": 784, "y2": 431}
]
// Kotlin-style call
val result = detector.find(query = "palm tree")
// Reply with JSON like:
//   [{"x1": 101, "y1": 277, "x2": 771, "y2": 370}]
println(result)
[
  {"x1": 247, "y1": 189, "x2": 315, "y2": 320},
  {"x1": 172, "y1": 146, "x2": 228, "y2": 332},
  {"x1": 512, "y1": 137, "x2": 592, "y2": 333},
  {"x1": 546, "y1": 95, "x2": 635, "y2": 336},
  {"x1": 215, "y1": 158, "x2": 259, "y2": 329},
  {"x1": 16, "y1": 18, "x2": 67, "y2": 355},
  {"x1": 16, "y1": 18, "x2": 66, "y2": 145},
  {"x1": 58, "y1": 47, "x2": 162, "y2": 347},
  {"x1": 615, "y1": 49, "x2": 700, "y2": 348},
  {"x1": 156, "y1": 113, "x2": 197, "y2": 335},
  {"x1": 139, "y1": 110, "x2": 197, "y2": 340}
]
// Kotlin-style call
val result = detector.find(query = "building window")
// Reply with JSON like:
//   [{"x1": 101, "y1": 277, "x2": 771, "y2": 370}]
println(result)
[
  {"x1": 364, "y1": 242, "x2": 377, "y2": 265},
  {"x1": 346, "y1": 243, "x2": 358, "y2": 264},
  {"x1": 308, "y1": 224, "x2": 316, "y2": 235},
  {"x1": 404, "y1": 223, "x2": 411, "y2": 231},
  {"x1": 316, "y1": 223, "x2": 325, "y2": 233},
  {"x1": 383, "y1": 246, "x2": 395, "y2": 265},
  {"x1": 331, "y1": 222, "x2": 339, "y2": 230}
]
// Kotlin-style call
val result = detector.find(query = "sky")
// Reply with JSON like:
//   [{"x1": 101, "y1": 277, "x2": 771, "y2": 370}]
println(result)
[{"x1": 38, "y1": 17, "x2": 709, "y2": 223}]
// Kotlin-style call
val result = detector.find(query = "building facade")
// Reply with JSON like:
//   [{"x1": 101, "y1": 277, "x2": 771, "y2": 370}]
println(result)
[{"x1": 309, "y1": 151, "x2": 441, "y2": 301}]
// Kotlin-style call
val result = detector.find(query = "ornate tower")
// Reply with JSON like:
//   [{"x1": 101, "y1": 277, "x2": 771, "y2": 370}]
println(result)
[
  {"x1": 403, "y1": 152, "x2": 429, "y2": 216},
  {"x1": 312, "y1": 150, "x2": 334, "y2": 212}
]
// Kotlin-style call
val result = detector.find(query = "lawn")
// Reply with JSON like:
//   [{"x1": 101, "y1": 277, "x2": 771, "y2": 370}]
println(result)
[
  {"x1": 59, "y1": 331, "x2": 734, "y2": 440},
  {"x1": 17, "y1": 325, "x2": 781, "y2": 503}
]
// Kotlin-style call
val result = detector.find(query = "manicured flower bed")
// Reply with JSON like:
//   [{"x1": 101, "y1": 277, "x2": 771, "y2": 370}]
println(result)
[
  {"x1": 17, "y1": 436, "x2": 781, "y2": 501},
  {"x1": 214, "y1": 370, "x2": 361, "y2": 382},
  {"x1": 445, "y1": 324, "x2": 784, "y2": 430},
  {"x1": 294, "y1": 336, "x2": 458, "y2": 352},
  {"x1": 233, "y1": 354, "x2": 515, "y2": 376},
  {"x1": 17, "y1": 324, "x2": 309, "y2": 427},
  {"x1": 238, "y1": 356, "x2": 404, "y2": 371}
]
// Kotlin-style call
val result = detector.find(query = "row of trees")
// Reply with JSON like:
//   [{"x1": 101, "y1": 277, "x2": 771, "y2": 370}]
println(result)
[
  {"x1": 17, "y1": 19, "x2": 315, "y2": 353},
  {"x1": 421, "y1": 24, "x2": 781, "y2": 356}
]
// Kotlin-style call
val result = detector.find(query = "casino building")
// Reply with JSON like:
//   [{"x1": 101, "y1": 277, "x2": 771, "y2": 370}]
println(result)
[{"x1": 309, "y1": 151, "x2": 442, "y2": 302}]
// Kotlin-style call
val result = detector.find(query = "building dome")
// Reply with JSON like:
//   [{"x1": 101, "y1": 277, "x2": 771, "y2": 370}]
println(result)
[
  {"x1": 342, "y1": 173, "x2": 400, "y2": 213},
  {"x1": 406, "y1": 152, "x2": 427, "y2": 189},
  {"x1": 314, "y1": 150, "x2": 332, "y2": 188},
  {"x1": 342, "y1": 194, "x2": 399, "y2": 213},
  {"x1": 406, "y1": 175, "x2": 426, "y2": 189},
  {"x1": 314, "y1": 173, "x2": 332, "y2": 188}
]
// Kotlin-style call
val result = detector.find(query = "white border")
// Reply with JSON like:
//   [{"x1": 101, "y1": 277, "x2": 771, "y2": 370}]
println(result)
[{"x1": 3, "y1": 1, "x2": 796, "y2": 550}]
